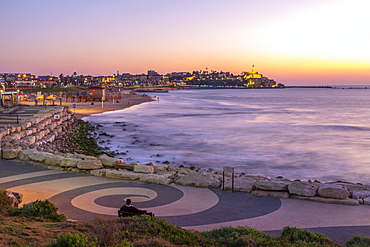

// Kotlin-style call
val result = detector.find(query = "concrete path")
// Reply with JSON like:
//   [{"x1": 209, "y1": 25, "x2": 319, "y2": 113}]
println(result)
[{"x1": 1, "y1": 160, "x2": 370, "y2": 245}]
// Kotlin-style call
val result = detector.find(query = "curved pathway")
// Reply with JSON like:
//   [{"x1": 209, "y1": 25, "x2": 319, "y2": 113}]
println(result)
[{"x1": 1, "y1": 160, "x2": 370, "y2": 244}]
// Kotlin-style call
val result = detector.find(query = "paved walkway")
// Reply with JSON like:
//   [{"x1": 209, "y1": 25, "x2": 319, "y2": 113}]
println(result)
[{"x1": 1, "y1": 160, "x2": 370, "y2": 244}]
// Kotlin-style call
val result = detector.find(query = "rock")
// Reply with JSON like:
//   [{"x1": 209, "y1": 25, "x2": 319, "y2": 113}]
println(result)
[
  {"x1": 77, "y1": 160, "x2": 103, "y2": 170},
  {"x1": 28, "y1": 151, "x2": 49, "y2": 162},
  {"x1": 19, "y1": 149, "x2": 38, "y2": 161},
  {"x1": 6, "y1": 191, "x2": 23, "y2": 207},
  {"x1": 254, "y1": 180, "x2": 290, "y2": 191},
  {"x1": 43, "y1": 154, "x2": 65, "y2": 166},
  {"x1": 318, "y1": 184, "x2": 350, "y2": 199},
  {"x1": 223, "y1": 178, "x2": 255, "y2": 192},
  {"x1": 113, "y1": 162, "x2": 134, "y2": 170},
  {"x1": 174, "y1": 174, "x2": 221, "y2": 188},
  {"x1": 352, "y1": 190, "x2": 370, "y2": 199},
  {"x1": 153, "y1": 165, "x2": 170, "y2": 172},
  {"x1": 2, "y1": 148, "x2": 21, "y2": 159},
  {"x1": 288, "y1": 181, "x2": 318, "y2": 197},
  {"x1": 363, "y1": 197, "x2": 370, "y2": 205},
  {"x1": 60, "y1": 158, "x2": 80, "y2": 168},
  {"x1": 105, "y1": 170, "x2": 140, "y2": 180},
  {"x1": 139, "y1": 174, "x2": 172, "y2": 185},
  {"x1": 134, "y1": 164, "x2": 155, "y2": 174},
  {"x1": 291, "y1": 195, "x2": 360, "y2": 205},
  {"x1": 252, "y1": 190, "x2": 290, "y2": 199},
  {"x1": 98, "y1": 154, "x2": 124, "y2": 167},
  {"x1": 90, "y1": 169, "x2": 110, "y2": 177}
]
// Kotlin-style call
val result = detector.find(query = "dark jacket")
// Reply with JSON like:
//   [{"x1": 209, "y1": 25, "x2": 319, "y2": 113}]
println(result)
[{"x1": 119, "y1": 205, "x2": 147, "y2": 214}]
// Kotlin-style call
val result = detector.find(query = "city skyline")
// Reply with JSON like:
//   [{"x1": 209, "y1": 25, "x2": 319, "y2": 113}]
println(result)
[{"x1": 1, "y1": 0, "x2": 369, "y2": 86}]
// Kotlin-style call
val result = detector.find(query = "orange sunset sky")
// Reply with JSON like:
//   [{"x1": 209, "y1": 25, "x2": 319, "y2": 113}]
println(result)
[{"x1": 1, "y1": 0, "x2": 369, "y2": 85}]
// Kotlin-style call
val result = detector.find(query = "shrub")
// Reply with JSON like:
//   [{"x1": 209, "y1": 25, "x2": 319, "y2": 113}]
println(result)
[
  {"x1": 346, "y1": 235, "x2": 370, "y2": 247},
  {"x1": 10, "y1": 200, "x2": 67, "y2": 222},
  {"x1": 47, "y1": 232, "x2": 96, "y2": 247},
  {"x1": 201, "y1": 226, "x2": 276, "y2": 247},
  {"x1": 280, "y1": 226, "x2": 339, "y2": 246},
  {"x1": 0, "y1": 189, "x2": 11, "y2": 213}
]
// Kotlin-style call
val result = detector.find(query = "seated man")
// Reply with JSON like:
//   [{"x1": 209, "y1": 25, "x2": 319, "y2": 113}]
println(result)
[{"x1": 119, "y1": 199, "x2": 153, "y2": 216}]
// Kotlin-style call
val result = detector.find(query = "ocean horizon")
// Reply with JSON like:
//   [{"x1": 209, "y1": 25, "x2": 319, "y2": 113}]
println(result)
[{"x1": 85, "y1": 88, "x2": 370, "y2": 184}]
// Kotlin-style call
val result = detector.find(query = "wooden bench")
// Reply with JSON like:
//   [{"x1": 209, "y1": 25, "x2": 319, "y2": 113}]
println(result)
[{"x1": 118, "y1": 210, "x2": 154, "y2": 217}]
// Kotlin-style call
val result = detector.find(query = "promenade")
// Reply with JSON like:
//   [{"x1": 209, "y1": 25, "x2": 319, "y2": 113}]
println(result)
[{"x1": 1, "y1": 159, "x2": 370, "y2": 245}]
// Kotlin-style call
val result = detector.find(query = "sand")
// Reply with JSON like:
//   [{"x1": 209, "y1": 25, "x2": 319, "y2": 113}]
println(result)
[{"x1": 21, "y1": 93, "x2": 154, "y2": 119}]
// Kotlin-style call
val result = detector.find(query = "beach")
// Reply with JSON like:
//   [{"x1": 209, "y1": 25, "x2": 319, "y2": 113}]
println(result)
[{"x1": 21, "y1": 93, "x2": 154, "y2": 119}]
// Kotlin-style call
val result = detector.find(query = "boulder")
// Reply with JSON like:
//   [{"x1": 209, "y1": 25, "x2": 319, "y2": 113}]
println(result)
[
  {"x1": 252, "y1": 190, "x2": 290, "y2": 199},
  {"x1": 60, "y1": 158, "x2": 80, "y2": 168},
  {"x1": 22, "y1": 136, "x2": 36, "y2": 145},
  {"x1": 90, "y1": 169, "x2": 110, "y2": 177},
  {"x1": 105, "y1": 170, "x2": 140, "y2": 180},
  {"x1": 98, "y1": 155, "x2": 124, "y2": 167},
  {"x1": 318, "y1": 184, "x2": 350, "y2": 199},
  {"x1": 43, "y1": 154, "x2": 65, "y2": 166},
  {"x1": 363, "y1": 197, "x2": 370, "y2": 205},
  {"x1": 288, "y1": 181, "x2": 318, "y2": 197},
  {"x1": 2, "y1": 148, "x2": 21, "y2": 160},
  {"x1": 223, "y1": 178, "x2": 255, "y2": 192},
  {"x1": 139, "y1": 174, "x2": 172, "y2": 185},
  {"x1": 113, "y1": 162, "x2": 134, "y2": 170},
  {"x1": 291, "y1": 195, "x2": 359, "y2": 205},
  {"x1": 352, "y1": 190, "x2": 370, "y2": 199},
  {"x1": 174, "y1": 174, "x2": 221, "y2": 188},
  {"x1": 77, "y1": 160, "x2": 103, "y2": 170},
  {"x1": 254, "y1": 180, "x2": 290, "y2": 191},
  {"x1": 5, "y1": 191, "x2": 23, "y2": 208},
  {"x1": 28, "y1": 151, "x2": 49, "y2": 162},
  {"x1": 19, "y1": 149, "x2": 38, "y2": 161},
  {"x1": 134, "y1": 164, "x2": 155, "y2": 174}
]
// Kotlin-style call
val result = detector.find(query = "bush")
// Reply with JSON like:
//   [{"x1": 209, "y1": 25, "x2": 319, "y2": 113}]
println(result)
[
  {"x1": 47, "y1": 232, "x2": 96, "y2": 247},
  {"x1": 0, "y1": 189, "x2": 11, "y2": 213},
  {"x1": 346, "y1": 235, "x2": 370, "y2": 246},
  {"x1": 280, "y1": 226, "x2": 339, "y2": 246},
  {"x1": 10, "y1": 200, "x2": 67, "y2": 222},
  {"x1": 201, "y1": 226, "x2": 277, "y2": 247}
]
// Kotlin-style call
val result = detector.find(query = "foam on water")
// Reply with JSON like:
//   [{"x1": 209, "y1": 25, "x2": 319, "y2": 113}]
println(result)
[{"x1": 85, "y1": 88, "x2": 370, "y2": 183}]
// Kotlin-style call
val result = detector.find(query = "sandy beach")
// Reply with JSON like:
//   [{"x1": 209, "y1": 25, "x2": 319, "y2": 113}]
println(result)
[{"x1": 22, "y1": 93, "x2": 154, "y2": 119}]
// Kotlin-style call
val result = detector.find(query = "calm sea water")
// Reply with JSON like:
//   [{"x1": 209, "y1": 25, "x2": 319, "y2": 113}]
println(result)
[{"x1": 85, "y1": 88, "x2": 370, "y2": 183}]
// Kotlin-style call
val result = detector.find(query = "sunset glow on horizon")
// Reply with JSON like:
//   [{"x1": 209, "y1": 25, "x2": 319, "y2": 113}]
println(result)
[{"x1": 1, "y1": 0, "x2": 369, "y2": 85}]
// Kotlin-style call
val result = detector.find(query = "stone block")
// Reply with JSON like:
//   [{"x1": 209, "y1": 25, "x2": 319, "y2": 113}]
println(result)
[
  {"x1": 2, "y1": 148, "x2": 21, "y2": 159},
  {"x1": 99, "y1": 154, "x2": 124, "y2": 167},
  {"x1": 288, "y1": 181, "x2": 318, "y2": 197},
  {"x1": 60, "y1": 158, "x2": 80, "y2": 168},
  {"x1": 252, "y1": 190, "x2": 290, "y2": 199},
  {"x1": 223, "y1": 178, "x2": 255, "y2": 192},
  {"x1": 28, "y1": 151, "x2": 49, "y2": 162},
  {"x1": 77, "y1": 160, "x2": 103, "y2": 170},
  {"x1": 318, "y1": 184, "x2": 350, "y2": 199},
  {"x1": 105, "y1": 170, "x2": 140, "y2": 180},
  {"x1": 44, "y1": 154, "x2": 65, "y2": 166},
  {"x1": 174, "y1": 174, "x2": 221, "y2": 188},
  {"x1": 134, "y1": 164, "x2": 155, "y2": 174},
  {"x1": 351, "y1": 190, "x2": 370, "y2": 199},
  {"x1": 139, "y1": 174, "x2": 172, "y2": 185},
  {"x1": 254, "y1": 180, "x2": 290, "y2": 191}
]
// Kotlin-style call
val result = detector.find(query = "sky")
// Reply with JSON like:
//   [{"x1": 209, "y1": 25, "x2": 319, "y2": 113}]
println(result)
[{"x1": 0, "y1": 0, "x2": 369, "y2": 85}]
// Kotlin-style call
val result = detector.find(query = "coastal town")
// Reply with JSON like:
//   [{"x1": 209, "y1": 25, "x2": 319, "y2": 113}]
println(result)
[{"x1": 0, "y1": 66, "x2": 283, "y2": 90}]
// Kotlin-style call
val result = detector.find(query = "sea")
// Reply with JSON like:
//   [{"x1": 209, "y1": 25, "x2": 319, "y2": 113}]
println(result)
[{"x1": 84, "y1": 87, "x2": 370, "y2": 184}]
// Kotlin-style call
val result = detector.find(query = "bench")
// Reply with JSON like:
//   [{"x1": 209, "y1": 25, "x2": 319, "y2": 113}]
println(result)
[{"x1": 118, "y1": 210, "x2": 154, "y2": 217}]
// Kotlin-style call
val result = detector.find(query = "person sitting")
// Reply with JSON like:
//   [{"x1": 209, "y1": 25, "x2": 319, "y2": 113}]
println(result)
[{"x1": 118, "y1": 199, "x2": 153, "y2": 217}]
